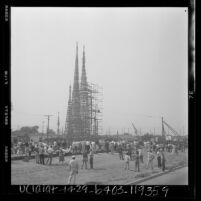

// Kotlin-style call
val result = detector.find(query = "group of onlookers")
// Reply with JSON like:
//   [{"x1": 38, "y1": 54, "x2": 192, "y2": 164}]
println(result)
[
  {"x1": 11, "y1": 138, "x2": 187, "y2": 185},
  {"x1": 12, "y1": 141, "x2": 35, "y2": 156},
  {"x1": 81, "y1": 149, "x2": 94, "y2": 169},
  {"x1": 124, "y1": 150, "x2": 142, "y2": 171},
  {"x1": 123, "y1": 146, "x2": 166, "y2": 173},
  {"x1": 12, "y1": 138, "x2": 186, "y2": 158},
  {"x1": 12, "y1": 139, "x2": 186, "y2": 169}
]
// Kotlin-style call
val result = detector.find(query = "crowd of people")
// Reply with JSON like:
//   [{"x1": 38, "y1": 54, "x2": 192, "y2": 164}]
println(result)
[
  {"x1": 67, "y1": 139, "x2": 185, "y2": 184},
  {"x1": 11, "y1": 138, "x2": 187, "y2": 184}
]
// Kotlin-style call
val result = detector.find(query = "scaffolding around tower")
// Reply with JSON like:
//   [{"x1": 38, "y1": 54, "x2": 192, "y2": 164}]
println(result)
[
  {"x1": 88, "y1": 82, "x2": 103, "y2": 136},
  {"x1": 65, "y1": 82, "x2": 103, "y2": 141},
  {"x1": 64, "y1": 44, "x2": 103, "y2": 142}
]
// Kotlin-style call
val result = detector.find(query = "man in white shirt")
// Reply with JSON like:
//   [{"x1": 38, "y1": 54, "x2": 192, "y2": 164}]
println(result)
[
  {"x1": 124, "y1": 152, "x2": 131, "y2": 170},
  {"x1": 68, "y1": 156, "x2": 79, "y2": 185},
  {"x1": 46, "y1": 145, "x2": 54, "y2": 165},
  {"x1": 146, "y1": 150, "x2": 155, "y2": 171},
  {"x1": 138, "y1": 147, "x2": 143, "y2": 163}
]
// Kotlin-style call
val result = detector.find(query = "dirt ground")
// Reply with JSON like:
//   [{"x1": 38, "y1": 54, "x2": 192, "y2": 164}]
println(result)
[{"x1": 11, "y1": 150, "x2": 187, "y2": 185}]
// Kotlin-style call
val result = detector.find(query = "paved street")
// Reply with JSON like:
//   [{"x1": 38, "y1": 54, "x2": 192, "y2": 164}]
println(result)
[
  {"x1": 138, "y1": 166, "x2": 188, "y2": 185},
  {"x1": 11, "y1": 151, "x2": 187, "y2": 185}
]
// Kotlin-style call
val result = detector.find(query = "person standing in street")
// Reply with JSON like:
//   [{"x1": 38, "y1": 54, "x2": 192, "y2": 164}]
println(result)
[
  {"x1": 156, "y1": 149, "x2": 162, "y2": 168},
  {"x1": 135, "y1": 150, "x2": 140, "y2": 172},
  {"x1": 131, "y1": 149, "x2": 135, "y2": 161},
  {"x1": 89, "y1": 149, "x2": 94, "y2": 169},
  {"x1": 124, "y1": 152, "x2": 130, "y2": 170},
  {"x1": 138, "y1": 147, "x2": 144, "y2": 163},
  {"x1": 46, "y1": 145, "x2": 53, "y2": 165},
  {"x1": 146, "y1": 149, "x2": 155, "y2": 171},
  {"x1": 118, "y1": 144, "x2": 123, "y2": 160},
  {"x1": 160, "y1": 148, "x2": 166, "y2": 172},
  {"x1": 127, "y1": 145, "x2": 132, "y2": 161},
  {"x1": 39, "y1": 145, "x2": 45, "y2": 165},
  {"x1": 68, "y1": 156, "x2": 79, "y2": 185},
  {"x1": 34, "y1": 144, "x2": 40, "y2": 164},
  {"x1": 81, "y1": 150, "x2": 88, "y2": 169},
  {"x1": 58, "y1": 147, "x2": 65, "y2": 164}
]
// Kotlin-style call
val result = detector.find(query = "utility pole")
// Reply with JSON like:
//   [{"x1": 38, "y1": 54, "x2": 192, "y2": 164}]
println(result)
[
  {"x1": 161, "y1": 117, "x2": 165, "y2": 137},
  {"x1": 42, "y1": 121, "x2": 44, "y2": 134},
  {"x1": 57, "y1": 112, "x2": 60, "y2": 135},
  {"x1": 44, "y1": 115, "x2": 53, "y2": 145}
]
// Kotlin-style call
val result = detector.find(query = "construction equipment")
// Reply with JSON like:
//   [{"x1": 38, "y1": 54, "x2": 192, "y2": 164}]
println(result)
[
  {"x1": 131, "y1": 122, "x2": 138, "y2": 135},
  {"x1": 163, "y1": 120, "x2": 180, "y2": 136}
]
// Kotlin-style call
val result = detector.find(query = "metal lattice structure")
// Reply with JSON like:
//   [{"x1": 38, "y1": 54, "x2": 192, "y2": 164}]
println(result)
[
  {"x1": 88, "y1": 83, "x2": 103, "y2": 136},
  {"x1": 64, "y1": 44, "x2": 103, "y2": 141}
]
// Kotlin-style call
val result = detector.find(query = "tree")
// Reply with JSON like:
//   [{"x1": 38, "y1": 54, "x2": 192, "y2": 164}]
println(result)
[
  {"x1": 20, "y1": 125, "x2": 39, "y2": 135},
  {"x1": 32, "y1": 126, "x2": 39, "y2": 134}
]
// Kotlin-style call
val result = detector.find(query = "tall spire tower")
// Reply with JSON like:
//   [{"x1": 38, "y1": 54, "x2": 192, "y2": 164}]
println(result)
[
  {"x1": 81, "y1": 46, "x2": 87, "y2": 85},
  {"x1": 65, "y1": 43, "x2": 103, "y2": 141},
  {"x1": 71, "y1": 43, "x2": 81, "y2": 137},
  {"x1": 80, "y1": 45, "x2": 90, "y2": 136},
  {"x1": 65, "y1": 84, "x2": 73, "y2": 137}
]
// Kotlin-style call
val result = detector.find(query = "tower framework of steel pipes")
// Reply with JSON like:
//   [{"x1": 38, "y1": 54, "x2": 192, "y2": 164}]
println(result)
[
  {"x1": 87, "y1": 83, "x2": 103, "y2": 136},
  {"x1": 64, "y1": 44, "x2": 103, "y2": 141}
]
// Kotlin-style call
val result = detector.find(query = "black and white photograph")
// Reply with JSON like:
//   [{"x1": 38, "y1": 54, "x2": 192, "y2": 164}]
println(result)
[{"x1": 9, "y1": 6, "x2": 190, "y2": 187}]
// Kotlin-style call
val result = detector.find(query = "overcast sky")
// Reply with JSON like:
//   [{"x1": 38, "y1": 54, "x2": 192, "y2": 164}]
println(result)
[{"x1": 11, "y1": 7, "x2": 188, "y2": 135}]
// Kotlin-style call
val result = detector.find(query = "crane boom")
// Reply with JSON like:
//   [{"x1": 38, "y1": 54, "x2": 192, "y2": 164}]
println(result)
[
  {"x1": 163, "y1": 120, "x2": 180, "y2": 136},
  {"x1": 132, "y1": 122, "x2": 138, "y2": 135}
]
